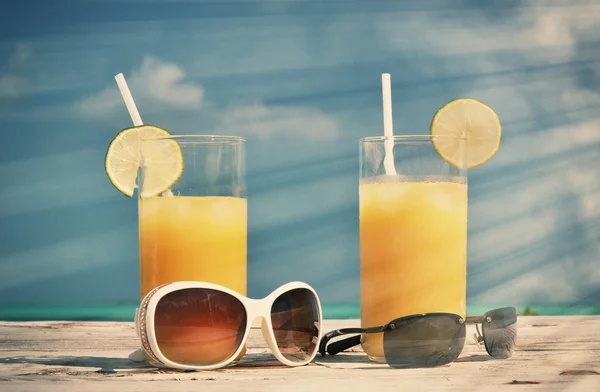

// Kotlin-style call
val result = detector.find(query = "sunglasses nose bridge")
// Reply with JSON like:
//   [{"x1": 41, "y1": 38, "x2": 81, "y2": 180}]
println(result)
[
  {"x1": 244, "y1": 300, "x2": 272, "y2": 335},
  {"x1": 245, "y1": 297, "x2": 272, "y2": 320}
]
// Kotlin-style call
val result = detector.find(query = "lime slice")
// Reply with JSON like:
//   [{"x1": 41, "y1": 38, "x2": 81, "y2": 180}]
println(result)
[
  {"x1": 430, "y1": 98, "x2": 502, "y2": 169},
  {"x1": 105, "y1": 125, "x2": 183, "y2": 197}
]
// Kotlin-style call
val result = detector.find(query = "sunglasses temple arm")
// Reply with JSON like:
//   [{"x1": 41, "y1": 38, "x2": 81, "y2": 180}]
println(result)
[
  {"x1": 326, "y1": 335, "x2": 362, "y2": 356},
  {"x1": 319, "y1": 328, "x2": 365, "y2": 357}
]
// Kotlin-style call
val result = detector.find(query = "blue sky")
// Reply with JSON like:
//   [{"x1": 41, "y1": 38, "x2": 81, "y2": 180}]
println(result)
[{"x1": 1, "y1": 0, "x2": 599, "y2": 307}]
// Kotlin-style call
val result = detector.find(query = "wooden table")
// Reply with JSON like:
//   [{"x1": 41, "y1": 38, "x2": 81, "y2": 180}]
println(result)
[{"x1": 1, "y1": 316, "x2": 599, "y2": 391}]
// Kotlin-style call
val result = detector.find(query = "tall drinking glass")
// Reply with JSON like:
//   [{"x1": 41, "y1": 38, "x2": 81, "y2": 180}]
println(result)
[
  {"x1": 138, "y1": 135, "x2": 247, "y2": 299},
  {"x1": 358, "y1": 135, "x2": 467, "y2": 362}
]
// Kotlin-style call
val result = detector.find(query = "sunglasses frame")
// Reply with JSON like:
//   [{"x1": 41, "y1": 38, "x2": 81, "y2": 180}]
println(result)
[
  {"x1": 318, "y1": 312, "x2": 465, "y2": 358},
  {"x1": 319, "y1": 307, "x2": 518, "y2": 360},
  {"x1": 135, "y1": 281, "x2": 323, "y2": 371}
]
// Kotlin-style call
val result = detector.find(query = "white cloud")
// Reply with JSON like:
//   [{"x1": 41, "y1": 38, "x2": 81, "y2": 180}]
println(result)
[
  {"x1": 0, "y1": 227, "x2": 133, "y2": 291},
  {"x1": 7, "y1": 44, "x2": 32, "y2": 66},
  {"x1": 472, "y1": 262, "x2": 579, "y2": 304},
  {"x1": 0, "y1": 75, "x2": 26, "y2": 98},
  {"x1": 380, "y1": 5, "x2": 600, "y2": 57},
  {"x1": 472, "y1": 248, "x2": 600, "y2": 305},
  {"x1": 0, "y1": 149, "x2": 117, "y2": 219},
  {"x1": 134, "y1": 56, "x2": 204, "y2": 108},
  {"x1": 77, "y1": 55, "x2": 340, "y2": 140},
  {"x1": 495, "y1": 119, "x2": 600, "y2": 168},
  {"x1": 566, "y1": 168, "x2": 600, "y2": 219},
  {"x1": 470, "y1": 208, "x2": 557, "y2": 263},
  {"x1": 217, "y1": 102, "x2": 340, "y2": 141},
  {"x1": 0, "y1": 44, "x2": 32, "y2": 98},
  {"x1": 561, "y1": 87, "x2": 600, "y2": 111},
  {"x1": 76, "y1": 55, "x2": 204, "y2": 117}
]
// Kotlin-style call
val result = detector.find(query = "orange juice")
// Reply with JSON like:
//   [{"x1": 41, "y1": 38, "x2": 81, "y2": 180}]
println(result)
[
  {"x1": 359, "y1": 178, "x2": 467, "y2": 360},
  {"x1": 139, "y1": 196, "x2": 247, "y2": 299}
]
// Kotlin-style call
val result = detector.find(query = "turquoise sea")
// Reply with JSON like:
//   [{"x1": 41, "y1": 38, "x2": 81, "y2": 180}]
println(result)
[{"x1": 0, "y1": 304, "x2": 598, "y2": 322}]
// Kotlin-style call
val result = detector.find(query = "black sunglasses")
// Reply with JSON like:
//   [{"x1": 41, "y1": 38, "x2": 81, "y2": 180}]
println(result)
[{"x1": 319, "y1": 307, "x2": 517, "y2": 368}]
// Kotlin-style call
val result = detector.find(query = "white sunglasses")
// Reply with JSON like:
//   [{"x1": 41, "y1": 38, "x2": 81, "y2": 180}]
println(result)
[{"x1": 133, "y1": 281, "x2": 323, "y2": 370}]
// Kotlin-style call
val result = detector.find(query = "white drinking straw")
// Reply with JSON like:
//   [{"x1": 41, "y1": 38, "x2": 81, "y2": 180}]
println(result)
[
  {"x1": 114, "y1": 73, "x2": 175, "y2": 197},
  {"x1": 381, "y1": 73, "x2": 397, "y2": 175},
  {"x1": 114, "y1": 72, "x2": 147, "y2": 194},
  {"x1": 115, "y1": 73, "x2": 144, "y2": 126}
]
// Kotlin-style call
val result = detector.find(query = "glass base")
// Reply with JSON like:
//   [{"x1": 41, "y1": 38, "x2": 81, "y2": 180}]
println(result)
[{"x1": 367, "y1": 355, "x2": 387, "y2": 364}]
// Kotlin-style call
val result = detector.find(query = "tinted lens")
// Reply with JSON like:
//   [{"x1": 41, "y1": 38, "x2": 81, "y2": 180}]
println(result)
[
  {"x1": 383, "y1": 315, "x2": 466, "y2": 368},
  {"x1": 154, "y1": 288, "x2": 247, "y2": 366},
  {"x1": 271, "y1": 288, "x2": 320, "y2": 363},
  {"x1": 482, "y1": 307, "x2": 517, "y2": 359}
]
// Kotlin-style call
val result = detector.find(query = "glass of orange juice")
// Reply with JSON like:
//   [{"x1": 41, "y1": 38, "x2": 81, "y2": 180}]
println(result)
[
  {"x1": 138, "y1": 135, "x2": 247, "y2": 300},
  {"x1": 358, "y1": 135, "x2": 467, "y2": 362}
]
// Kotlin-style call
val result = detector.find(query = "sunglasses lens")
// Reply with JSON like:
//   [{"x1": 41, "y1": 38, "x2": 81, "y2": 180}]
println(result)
[
  {"x1": 154, "y1": 288, "x2": 247, "y2": 366},
  {"x1": 271, "y1": 288, "x2": 320, "y2": 363},
  {"x1": 482, "y1": 307, "x2": 517, "y2": 359},
  {"x1": 383, "y1": 315, "x2": 466, "y2": 368}
]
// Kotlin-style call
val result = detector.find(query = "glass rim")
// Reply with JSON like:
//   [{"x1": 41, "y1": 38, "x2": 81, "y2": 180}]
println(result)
[
  {"x1": 359, "y1": 135, "x2": 466, "y2": 143},
  {"x1": 142, "y1": 134, "x2": 246, "y2": 144}
]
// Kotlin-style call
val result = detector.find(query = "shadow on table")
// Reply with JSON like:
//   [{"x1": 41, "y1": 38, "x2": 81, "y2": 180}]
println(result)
[
  {"x1": 315, "y1": 353, "x2": 371, "y2": 364},
  {"x1": 313, "y1": 352, "x2": 496, "y2": 370},
  {"x1": 1, "y1": 355, "x2": 151, "y2": 373},
  {"x1": 1, "y1": 352, "x2": 493, "y2": 374},
  {"x1": 454, "y1": 354, "x2": 495, "y2": 363},
  {"x1": 1, "y1": 353, "x2": 299, "y2": 373}
]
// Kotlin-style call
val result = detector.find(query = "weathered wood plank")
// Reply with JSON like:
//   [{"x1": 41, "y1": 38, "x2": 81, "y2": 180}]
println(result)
[{"x1": 1, "y1": 316, "x2": 599, "y2": 391}]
